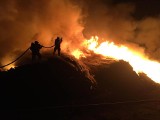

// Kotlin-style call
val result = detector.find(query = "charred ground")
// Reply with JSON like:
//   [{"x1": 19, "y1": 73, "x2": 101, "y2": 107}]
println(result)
[{"x1": 1, "y1": 54, "x2": 160, "y2": 120}]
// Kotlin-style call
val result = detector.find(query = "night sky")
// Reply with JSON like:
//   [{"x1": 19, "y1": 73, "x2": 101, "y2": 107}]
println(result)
[{"x1": 112, "y1": 0, "x2": 160, "y2": 19}]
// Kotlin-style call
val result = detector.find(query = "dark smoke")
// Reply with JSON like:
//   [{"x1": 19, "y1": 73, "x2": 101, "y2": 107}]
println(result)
[{"x1": 79, "y1": 0, "x2": 160, "y2": 60}]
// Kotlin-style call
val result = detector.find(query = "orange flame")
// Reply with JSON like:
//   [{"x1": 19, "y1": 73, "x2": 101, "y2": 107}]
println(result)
[
  {"x1": 71, "y1": 49, "x2": 85, "y2": 59},
  {"x1": 72, "y1": 36, "x2": 160, "y2": 83}
]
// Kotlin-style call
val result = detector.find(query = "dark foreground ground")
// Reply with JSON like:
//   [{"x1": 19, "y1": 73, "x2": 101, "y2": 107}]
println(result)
[
  {"x1": 1, "y1": 54, "x2": 160, "y2": 120},
  {"x1": 15, "y1": 101, "x2": 160, "y2": 120}
]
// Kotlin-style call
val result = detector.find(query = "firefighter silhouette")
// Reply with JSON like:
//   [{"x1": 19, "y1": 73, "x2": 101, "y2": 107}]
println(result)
[
  {"x1": 30, "y1": 41, "x2": 43, "y2": 61},
  {"x1": 53, "y1": 37, "x2": 63, "y2": 56}
]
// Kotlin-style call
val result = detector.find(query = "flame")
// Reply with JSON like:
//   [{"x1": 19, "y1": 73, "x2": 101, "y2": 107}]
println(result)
[
  {"x1": 72, "y1": 36, "x2": 160, "y2": 83},
  {"x1": 71, "y1": 49, "x2": 85, "y2": 59}
]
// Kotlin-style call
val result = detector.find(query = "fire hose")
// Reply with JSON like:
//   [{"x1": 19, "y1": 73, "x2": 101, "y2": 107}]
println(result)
[
  {"x1": 0, "y1": 45, "x2": 54, "y2": 69},
  {"x1": 42, "y1": 45, "x2": 54, "y2": 48},
  {"x1": 0, "y1": 47, "x2": 30, "y2": 69},
  {"x1": 1, "y1": 45, "x2": 160, "y2": 109}
]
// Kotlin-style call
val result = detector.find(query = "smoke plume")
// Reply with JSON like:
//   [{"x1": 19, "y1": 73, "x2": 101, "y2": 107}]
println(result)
[
  {"x1": 79, "y1": 0, "x2": 160, "y2": 61},
  {"x1": 0, "y1": 0, "x2": 83, "y2": 67},
  {"x1": 79, "y1": 0, "x2": 160, "y2": 60},
  {"x1": 1, "y1": 0, "x2": 160, "y2": 68}
]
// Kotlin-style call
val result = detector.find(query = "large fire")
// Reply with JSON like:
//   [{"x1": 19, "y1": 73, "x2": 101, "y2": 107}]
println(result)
[{"x1": 72, "y1": 36, "x2": 160, "y2": 83}]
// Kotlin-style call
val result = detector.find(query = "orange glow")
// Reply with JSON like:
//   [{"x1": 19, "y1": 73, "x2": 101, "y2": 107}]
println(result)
[
  {"x1": 7, "y1": 64, "x2": 16, "y2": 70},
  {"x1": 72, "y1": 36, "x2": 160, "y2": 83},
  {"x1": 71, "y1": 49, "x2": 85, "y2": 59},
  {"x1": 1, "y1": 57, "x2": 16, "y2": 70},
  {"x1": 3, "y1": 64, "x2": 16, "y2": 70}
]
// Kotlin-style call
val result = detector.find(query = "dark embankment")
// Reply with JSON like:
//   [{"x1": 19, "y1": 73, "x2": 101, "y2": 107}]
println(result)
[
  {"x1": 87, "y1": 60, "x2": 160, "y2": 102},
  {"x1": 1, "y1": 55, "x2": 160, "y2": 120}
]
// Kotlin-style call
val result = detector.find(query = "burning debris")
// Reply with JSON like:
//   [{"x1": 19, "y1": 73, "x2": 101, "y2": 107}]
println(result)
[
  {"x1": 1, "y1": 35, "x2": 160, "y2": 84},
  {"x1": 71, "y1": 36, "x2": 160, "y2": 83}
]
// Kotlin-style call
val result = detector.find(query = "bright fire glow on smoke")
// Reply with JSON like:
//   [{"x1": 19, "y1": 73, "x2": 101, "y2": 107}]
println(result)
[
  {"x1": 1, "y1": 58, "x2": 16, "y2": 70},
  {"x1": 72, "y1": 36, "x2": 160, "y2": 83}
]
